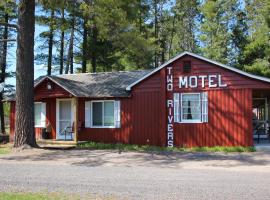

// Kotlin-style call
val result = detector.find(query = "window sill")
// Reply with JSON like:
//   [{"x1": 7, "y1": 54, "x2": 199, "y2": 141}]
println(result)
[
  {"x1": 176, "y1": 121, "x2": 204, "y2": 124},
  {"x1": 35, "y1": 125, "x2": 46, "y2": 128},
  {"x1": 86, "y1": 126, "x2": 117, "y2": 129}
]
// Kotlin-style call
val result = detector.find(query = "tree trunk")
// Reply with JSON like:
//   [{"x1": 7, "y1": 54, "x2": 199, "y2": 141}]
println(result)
[
  {"x1": 0, "y1": 13, "x2": 8, "y2": 134},
  {"x1": 91, "y1": 25, "x2": 97, "y2": 73},
  {"x1": 82, "y1": 19, "x2": 88, "y2": 73},
  {"x1": 47, "y1": 9, "x2": 54, "y2": 76},
  {"x1": 168, "y1": 14, "x2": 176, "y2": 59},
  {"x1": 65, "y1": 15, "x2": 75, "y2": 74},
  {"x1": 14, "y1": 0, "x2": 36, "y2": 148},
  {"x1": 59, "y1": 7, "x2": 65, "y2": 75},
  {"x1": 154, "y1": 0, "x2": 158, "y2": 68}
]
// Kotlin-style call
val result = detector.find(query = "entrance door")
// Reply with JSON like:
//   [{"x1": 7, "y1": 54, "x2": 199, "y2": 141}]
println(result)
[{"x1": 56, "y1": 99, "x2": 73, "y2": 140}]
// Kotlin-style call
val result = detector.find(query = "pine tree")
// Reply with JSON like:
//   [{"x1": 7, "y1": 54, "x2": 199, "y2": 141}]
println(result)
[
  {"x1": 35, "y1": 1, "x2": 59, "y2": 75},
  {"x1": 199, "y1": 0, "x2": 240, "y2": 64},
  {"x1": 171, "y1": 0, "x2": 199, "y2": 56},
  {"x1": 14, "y1": 0, "x2": 36, "y2": 148},
  {"x1": 241, "y1": 0, "x2": 270, "y2": 77},
  {"x1": 0, "y1": 0, "x2": 16, "y2": 134}
]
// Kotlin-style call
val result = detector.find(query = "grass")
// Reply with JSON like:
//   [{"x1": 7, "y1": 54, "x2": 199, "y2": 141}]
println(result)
[
  {"x1": 77, "y1": 142, "x2": 256, "y2": 153},
  {"x1": 0, "y1": 143, "x2": 11, "y2": 155},
  {"x1": 0, "y1": 192, "x2": 62, "y2": 200},
  {"x1": 0, "y1": 192, "x2": 115, "y2": 200}
]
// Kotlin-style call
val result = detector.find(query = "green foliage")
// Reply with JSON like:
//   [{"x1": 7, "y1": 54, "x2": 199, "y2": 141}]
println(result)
[
  {"x1": 241, "y1": 0, "x2": 270, "y2": 77},
  {"x1": 171, "y1": 0, "x2": 200, "y2": 55},
  {"x1": 200, "y1": 0, "x2": 243, "y2": 64},
  {"x1": 9, "y1": 0, "x2": 270, "y2": 78},
  {"x1": 77, "y1": 142, "x2": 256, "y2": 153}
]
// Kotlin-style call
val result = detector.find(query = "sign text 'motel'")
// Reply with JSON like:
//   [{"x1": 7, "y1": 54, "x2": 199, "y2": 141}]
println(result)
[{"x1": 179, "y1": 75, "x2": 227, "y2": 88}]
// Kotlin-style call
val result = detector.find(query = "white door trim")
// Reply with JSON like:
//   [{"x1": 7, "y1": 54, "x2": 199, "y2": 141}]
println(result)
[{"x1": 56, "y1": 98, "x2": 74, "y2": 140}]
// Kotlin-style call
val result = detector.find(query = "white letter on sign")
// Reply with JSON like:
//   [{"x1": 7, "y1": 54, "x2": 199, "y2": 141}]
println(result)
[
  {"x1": 218, "y1": 75, "x2": 227, "y2": 87},
  {"x1": 208, "y1": 75, "x2": 217, "y2": 88},
  {"x1": 199, "y1": 75, "x2": 207, "y2": 88},
  {"x1": 189, "y1": 76, "x2": 197, "y2": 88},
  {"x1": 179, "y1": 76, "x2": 188, "y2": 88},
  {"x1": 167, "y1": 100, "x2": 173, "y2": 108}
]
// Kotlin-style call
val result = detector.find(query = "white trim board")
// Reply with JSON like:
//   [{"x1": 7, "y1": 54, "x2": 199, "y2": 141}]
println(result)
[{"x1": 126, "y1": 51, "x2": 270, "y2": 91}]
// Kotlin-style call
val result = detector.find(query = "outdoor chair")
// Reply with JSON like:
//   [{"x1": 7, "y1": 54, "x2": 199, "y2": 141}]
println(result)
[
  {"x1": 59, "y1": 121, "x2": 83, "y2": 141},
  {"x1": 253, "y1": 121, "x2": 268, "y2": 143},
  {"x1": 60, "y1": 125, "x2": 73, "y2": 141}
]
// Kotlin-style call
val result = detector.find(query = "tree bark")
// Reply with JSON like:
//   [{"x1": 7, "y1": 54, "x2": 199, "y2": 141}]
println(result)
[
  {"x1": 91, "y1": 25, "x2": 97, "y2": 73},
  {"x1": 0, "y1": 13, "x2": 8, "y2": 134},
  {"x1": 59, "y1": 7, "x2": 65, "y2": 75},
  {"x1": 154, "y1": 0, "x2": 158, "y2": 68},
  {"x1": 14, "y1": 0, "x2": 36, "y2": 148},
  {"x1": 82, "y1": 19, "x2": 88, "y2": 73},
  {"x1": 65, "y1": 15, "x2": 75, "y2": 74},
  {"x1": 47, "y1": 9, "x2": 54, "y2": 76}
]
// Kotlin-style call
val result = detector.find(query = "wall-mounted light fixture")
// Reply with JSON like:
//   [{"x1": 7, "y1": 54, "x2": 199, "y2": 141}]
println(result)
[{"x1": 47, "y1": 82, "x2": 52, "y2": 90}]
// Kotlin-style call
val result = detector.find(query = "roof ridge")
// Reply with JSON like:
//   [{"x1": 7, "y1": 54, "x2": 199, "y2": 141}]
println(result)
[{"x1": 53, "y1": 69, "x2": 150, "y2": 77}]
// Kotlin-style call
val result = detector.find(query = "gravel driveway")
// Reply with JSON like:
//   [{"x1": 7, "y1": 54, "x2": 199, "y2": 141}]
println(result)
[{"x1": 0, "y1": 149, "x2": 270, "y2": 199}]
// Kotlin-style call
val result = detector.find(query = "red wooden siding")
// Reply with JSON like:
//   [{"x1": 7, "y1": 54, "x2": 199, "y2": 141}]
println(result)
[
  {"x1": 173, "y1": 89, "x2": 253, "y2": 147},
  {"x1": 171, "y1": 55, "x2": 270, "y2": 90},
  {"x1": 78, "y1": 94, "x2": 162, "y2": 145},
  {"x1": 162, "y1": 55, "x2": 256, "y2": 147},
  {"x1": 9, "y1": 98, "x2": 57, "y2": 141},
  {"x1": 9, "y1": 101, "x2": 15, "y2": 141},
  {"x1": 78, "y1": 72, "x2": 166, "y2": 146},
  {"x1": 35, "y1": 78, "x2": 72, "y2": 100}
]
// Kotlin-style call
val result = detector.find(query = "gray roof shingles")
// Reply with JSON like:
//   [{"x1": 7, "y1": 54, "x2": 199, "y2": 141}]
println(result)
[
  {"x1": 46, "y1": 70, "x2": 151, "y2": 97},
  {"x1": 4, "y1": 70, "x2": 152, "y2": 101}
]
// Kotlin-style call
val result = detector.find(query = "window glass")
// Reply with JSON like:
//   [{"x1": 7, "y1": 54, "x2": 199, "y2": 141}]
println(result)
[
  {"x1": 92, "y1": 102, "x2": 103, "y2": 126},
  {"x1": 182, "y1": 94, "x2": 201, "y2": 121},
  {"x1": 104, "y1": 101, "x2": 114, "y2": 126},
  {"x1": 59, "y1": 101, "x2": 71, "y2": 120},
  {"x1": 35, "y1": 103, "x2": 42, "y2": 126}
]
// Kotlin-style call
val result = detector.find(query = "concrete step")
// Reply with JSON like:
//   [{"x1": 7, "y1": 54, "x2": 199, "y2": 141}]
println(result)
[{"x1": 37, "y1": 140, "x2": 77, "y2": 149}]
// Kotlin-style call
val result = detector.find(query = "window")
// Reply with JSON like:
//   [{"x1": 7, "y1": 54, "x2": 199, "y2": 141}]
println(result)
[
  {"x1": 85, "y1": 100, "x2": 121, "y2": 128},
  {"x1": 182, "y1": 93, "x2": 201, "y2": 122},
  {"x1": 183, "y1": 61, "x2": 191, "y2": 73},
  {"x1": 34, "y1": 102, "x2": 46, "y2": 127},
  {"x1": 174, "y1": 92, "x2": 208, "y2": 123}
]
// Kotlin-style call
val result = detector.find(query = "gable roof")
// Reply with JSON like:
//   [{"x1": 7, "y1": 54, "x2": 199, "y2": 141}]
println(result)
[
  {"x1": 35, "y1": 70, "x2": 151, "y2": 98},
  {"x1": 126, "y1": 51, "x2": 270, "y2": 90}
]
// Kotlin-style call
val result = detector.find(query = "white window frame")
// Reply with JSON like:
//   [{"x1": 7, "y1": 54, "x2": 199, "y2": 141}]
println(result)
[
  {"x1": 91, "y1": 100, "x2": 116, "y2": 128},
  {"x1": 34, "y1": 102, "x2": 46, "y2": 128},
  {"x1": 180, "y1": 93, "x2": 203, "y2": 123}
]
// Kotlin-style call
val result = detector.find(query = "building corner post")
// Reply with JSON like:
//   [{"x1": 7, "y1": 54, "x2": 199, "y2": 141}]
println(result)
[{"x1": 73, "y1": 97, "x2": 78, "y2": 143}]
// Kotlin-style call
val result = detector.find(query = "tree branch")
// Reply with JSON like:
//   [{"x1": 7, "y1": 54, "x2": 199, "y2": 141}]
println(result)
[
  {"x1": 0, "y1": 22, "x2": 18, "y2": 30},
  {"x1": 0, "y1": 39, "x2": 16, "y2": 42}
]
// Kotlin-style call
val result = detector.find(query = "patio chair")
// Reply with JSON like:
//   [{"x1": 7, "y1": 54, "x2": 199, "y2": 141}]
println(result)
[
  {"x1": 59, "y1": 121, "x2": 84, "y2": 141},
  {"x1": 253, "y1": 121, "x2": 267, "y2": 144},
  {"x1": 59, "y1": 125, "x2": 73, "y2": 141}
]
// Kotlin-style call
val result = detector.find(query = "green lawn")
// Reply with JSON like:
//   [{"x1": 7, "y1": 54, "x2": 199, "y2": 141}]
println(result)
[
  {"x1": 77, "y1": 142, "x2": 256, "y2": 153},
  {"x1": 0, "y1": 144, "x2": 11, "y2": 155},
  {"x1": 0, "y1": 192, "x2": 114, "y2": 200}
]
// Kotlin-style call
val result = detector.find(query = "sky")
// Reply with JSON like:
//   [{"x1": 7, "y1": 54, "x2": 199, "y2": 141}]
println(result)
[{"x1": 6, "y1": 24, "x2": 48, "y2": 87}]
